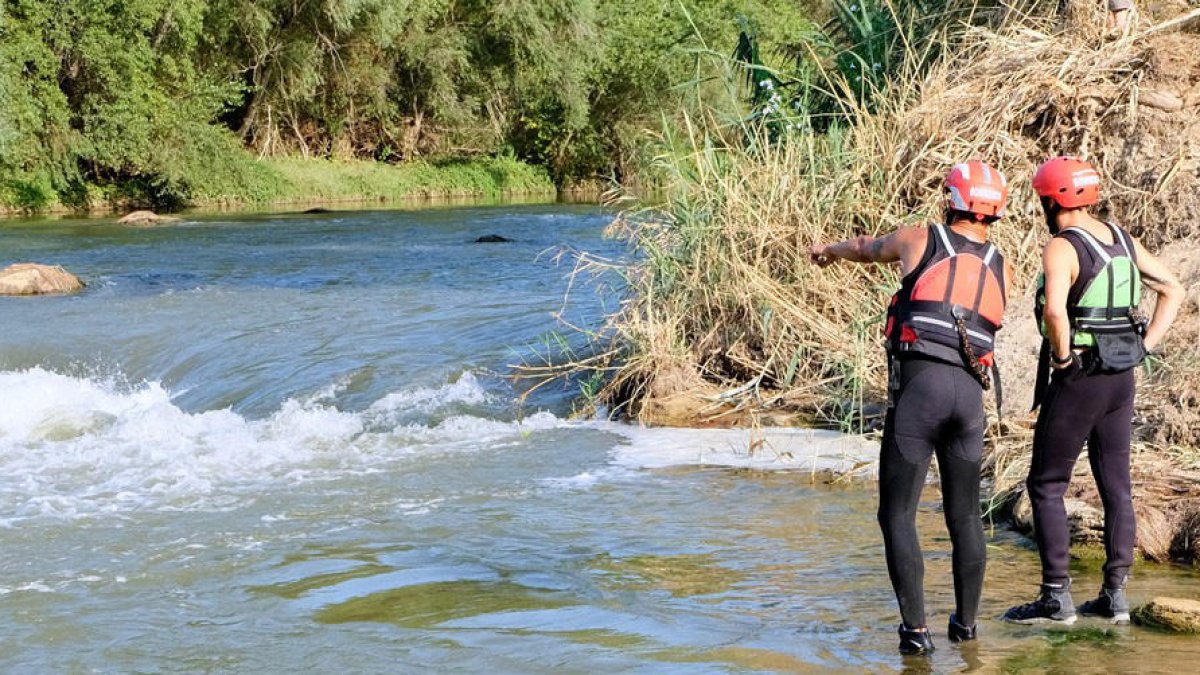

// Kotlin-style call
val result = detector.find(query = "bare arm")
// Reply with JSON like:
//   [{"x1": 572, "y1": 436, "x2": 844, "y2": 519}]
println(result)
[
  {"x1": 810, "y1": 233, "x2": 900, "y2": 265},
  {"x1": 1041, "y1": 237, "x2": 1078, "y2": 368},
  {"x1": 809, "y1": 227, "x2": 925, "y2": 272},
  {"x1": 1132, "y1": 238, "x2": 1185, "y2": 351}
]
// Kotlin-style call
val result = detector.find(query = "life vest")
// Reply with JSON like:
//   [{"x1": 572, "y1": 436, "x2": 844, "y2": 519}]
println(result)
[
  {"x1": 885, "y1": 223, "x2": 1007, "y2": 369},
  {"x1": 1035, "y1": 222, "x2": 1142, "y2": 347},
  {"x1": 1031, "y1": 222, "x2": 1145, "y2": 410}
]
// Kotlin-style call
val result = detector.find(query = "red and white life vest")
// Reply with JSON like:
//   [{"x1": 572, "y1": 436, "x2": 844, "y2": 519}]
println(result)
[{"x1": 884, "y1": 223, "x2": 1007, "y2": 368}]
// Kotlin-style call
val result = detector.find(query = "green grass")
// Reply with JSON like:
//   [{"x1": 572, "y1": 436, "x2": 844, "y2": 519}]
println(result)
[
  {"x1": 259, "y1": 156, "x2": 555, "y2": 206},
  {"x1": 1, "y1": 152, "x2": 555, "y2": 214}
]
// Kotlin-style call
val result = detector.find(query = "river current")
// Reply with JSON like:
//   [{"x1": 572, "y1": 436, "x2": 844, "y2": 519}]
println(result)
[{"x1": 1, "y1": 205, "x2": 1198, "y2": 672}]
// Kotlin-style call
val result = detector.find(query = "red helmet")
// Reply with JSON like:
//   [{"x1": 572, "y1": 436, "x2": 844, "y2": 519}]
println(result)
[
  {"x1": 1032, "y1": 156, "x2": 1100, "y2": 208},
  {"x1": 944, "y1": 160, "x2": 1008, "y2": 221}
]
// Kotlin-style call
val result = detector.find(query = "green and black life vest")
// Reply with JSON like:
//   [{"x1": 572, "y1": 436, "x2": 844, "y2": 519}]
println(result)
[
  {"x1": 1035, "y1": 222, "x2": 1142, "y2": 347},
  {"x1": 1032, "y1": 222, "x2": 1146, "y2": 409}
]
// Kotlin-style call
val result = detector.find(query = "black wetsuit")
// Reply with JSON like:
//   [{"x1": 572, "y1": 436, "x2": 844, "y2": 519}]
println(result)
[
  {"x1": 879, "y1": 354, "x2": 988, "y2": 628},
  {"x1": 1028, "y1": 351, "x2": 1137, "y2": 590},
  {"x1": 1027, "y1": 223, "x2": 1141, "y2": 591}
]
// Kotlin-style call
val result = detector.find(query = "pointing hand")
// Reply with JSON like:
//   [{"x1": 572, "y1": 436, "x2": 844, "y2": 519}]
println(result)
[{"x1": 809, "y1": 244, "x2": 835, "y2": 267}]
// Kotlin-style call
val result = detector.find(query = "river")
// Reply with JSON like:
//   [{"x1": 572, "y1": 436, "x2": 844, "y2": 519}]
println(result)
[{"x1": 1, "y1": 204, "x2": 1198, "y2": 672}]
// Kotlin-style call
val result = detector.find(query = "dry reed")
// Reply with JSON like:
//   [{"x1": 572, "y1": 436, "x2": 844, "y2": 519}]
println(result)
[{"x1": 586, "y1": 4, "x2": 1200, "y2": 430}]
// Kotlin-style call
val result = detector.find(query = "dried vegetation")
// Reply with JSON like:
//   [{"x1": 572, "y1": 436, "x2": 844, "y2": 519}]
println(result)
[{"x1": 559, "y1": 3, "x2": 1200, "y2": 562}]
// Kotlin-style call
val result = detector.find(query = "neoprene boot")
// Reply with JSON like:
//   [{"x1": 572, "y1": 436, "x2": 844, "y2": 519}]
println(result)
[
  {"x1": 898, "y1": 624, "x2": 935, "y2": 655},
  {"x1": 1079, "y1": 586, "x2": 1130, "y2": 624},
  {"x1": 948, "y1": 613, "x2": 977, "y2": 642},
  {"x1": 1002, "y1": 582, "x2": 1077, "y2": 625}
]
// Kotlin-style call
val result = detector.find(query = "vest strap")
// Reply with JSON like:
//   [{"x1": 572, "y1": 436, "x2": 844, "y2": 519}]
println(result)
[
  {"x1": 1069, "y1": 306, "x2": 1133, "y2": 319},
  {"x1": 902, "y1": 301, "x2": 1001, "y2": 332},
  {"x1": 932, "y1": 223, "x2": 957, "y2": 256},
  {"x1": 1063, "y1": 227, "x2": 1112, "y2": 264}
]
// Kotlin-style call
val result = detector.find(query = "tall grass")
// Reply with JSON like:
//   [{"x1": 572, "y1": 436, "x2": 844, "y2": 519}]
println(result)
[
  {"x1": 576, "y1": 1, "x2": 1038, "y2": 429},
  {"x1": 560, "y1": 0, "x2": 1200, "y2": 438}
]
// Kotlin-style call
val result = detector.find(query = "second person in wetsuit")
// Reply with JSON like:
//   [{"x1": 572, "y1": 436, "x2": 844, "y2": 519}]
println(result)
[
  {"x1": 810, "y1": 161, "x2": 1014, "y2": 654},
  {"x1": 1003, "y1": 157, "x2": 1183, "y2": 625}
]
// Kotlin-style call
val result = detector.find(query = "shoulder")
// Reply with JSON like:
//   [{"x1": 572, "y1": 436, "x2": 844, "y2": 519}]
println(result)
[
  {"x1": 1045, "y1": 233, "x2": 1075, "y2": 251},
  {"x1": 889, "y1": 225, "x2": 929, "y2": 249},
  {"x1": 1043, "y1": 235, "x2": 1077, "y2": 266},
  {"x1": 1121, "y1": 228, "x2": 1150, "y2": 257}
]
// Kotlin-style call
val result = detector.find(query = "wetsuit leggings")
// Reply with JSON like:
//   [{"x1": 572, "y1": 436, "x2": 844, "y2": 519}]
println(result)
[
  {"x1": 1027, "y1": 361, "x2": 1136, "y2": 589},
  {"x1": 879, "y1": 356, "x2": 988, "y2": 629}
]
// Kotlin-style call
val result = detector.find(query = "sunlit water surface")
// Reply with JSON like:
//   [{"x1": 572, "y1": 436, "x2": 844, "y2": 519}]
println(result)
[{"x1": 2, "y1": 205, "x2": 1198, "y2": 673}]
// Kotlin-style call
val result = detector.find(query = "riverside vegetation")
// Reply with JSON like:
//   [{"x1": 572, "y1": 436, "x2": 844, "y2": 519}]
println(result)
[
  {"x1": 0, "y1": 0, "x2": 819, "y2": 212},
  {"x1": 543, "y1": 1, "x2": 1200, "y2": 565}
]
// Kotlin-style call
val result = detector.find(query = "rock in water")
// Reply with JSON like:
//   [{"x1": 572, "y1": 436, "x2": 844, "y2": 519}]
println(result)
[
  {"x1": 0, "y1": 263, "x2": 84, "y2": 295},
  {"x1": 118, "y1": 210, "x2": 182, "y2": 226},
  {"x1": 475, "y1": 234, "x2": 513, "y2": 243},
  {"x1": 1133, "y1": 597, "x2": 1200, "y2": 633}
]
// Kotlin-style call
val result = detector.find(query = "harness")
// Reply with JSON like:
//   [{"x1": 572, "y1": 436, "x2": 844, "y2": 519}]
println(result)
[
  {"x1": 1032, "y1": 222, "x2": 1146, "y2": 410},
  {"x1": 885, "y1": 224, "x2": 1007, "y2": 408}
]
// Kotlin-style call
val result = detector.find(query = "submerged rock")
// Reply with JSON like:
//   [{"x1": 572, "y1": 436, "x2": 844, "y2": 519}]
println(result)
[
  {"x1": 0, "y1": 263, "x2": 84, "y2": 295},
  {"x1": 118, "y1": 210, "x2": 182, "y2": 226},
  {"x1": 1009, "y1": 492, "x2": 1104, "y2": 545},
  {"x1": 475, "y1": 234, "x2": 513, "y2": 243},
  {"x1": 1133, "y1": 597, "x2": 1200, "y2": 633}
]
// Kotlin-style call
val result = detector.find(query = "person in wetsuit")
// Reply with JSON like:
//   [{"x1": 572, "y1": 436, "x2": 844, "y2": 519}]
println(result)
[
  {"x1": 810, "y1": 161, "x2": 1014, "y2": 655},
  {"x1": 1003, "y1": 157, "x2": 1183, "y2": 625}
]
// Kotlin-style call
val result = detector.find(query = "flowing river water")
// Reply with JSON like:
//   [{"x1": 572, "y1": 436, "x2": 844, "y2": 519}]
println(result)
[{"x1": 1, "y1": 204, "x2": 1198, "y2": 672}]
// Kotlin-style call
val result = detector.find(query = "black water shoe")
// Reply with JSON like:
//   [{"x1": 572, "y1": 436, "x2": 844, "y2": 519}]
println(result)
[
  {"x1": 948, "y1": 613, "x2": 977, "y2": 642},
  {"x1": 1079, "y1": 586, "x2": 1131, "y2": 625},
  {"x1": 898, "y1": 623, "x2": 935, "y2": 655},
  {"x1": 1002, "y1": 582, "x2": 1077, "y2": 625}
]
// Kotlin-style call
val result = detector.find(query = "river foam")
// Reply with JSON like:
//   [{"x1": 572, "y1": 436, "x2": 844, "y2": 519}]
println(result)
[
  {"x1": 602, "y1": 424, "x2": 878, "y2": 474},
  {"x1": 0, "y1": 367, "x2": 877, "y2": 522},
  {"x1": 0, "y1": 368, "x2": 561, "y2": 521}
]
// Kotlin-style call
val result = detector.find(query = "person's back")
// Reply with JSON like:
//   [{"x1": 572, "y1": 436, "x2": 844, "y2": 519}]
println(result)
[
  {"x1": 810, "y1": 160, "x2": 1013, "y2": 655},
  {"x1": 1004, "y1": 156, "x2": 1184, "y2": 626}
]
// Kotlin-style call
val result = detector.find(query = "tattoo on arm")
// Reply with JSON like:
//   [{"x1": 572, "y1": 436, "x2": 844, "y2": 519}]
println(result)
[{"x1": 867, "y1": 237, "x2": 886, "y2": 261}]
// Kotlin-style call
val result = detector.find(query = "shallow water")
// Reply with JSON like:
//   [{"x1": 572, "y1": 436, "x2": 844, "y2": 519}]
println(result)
[{"x1": 1, "y1": 205, "x2": 1198, "y2": 672}]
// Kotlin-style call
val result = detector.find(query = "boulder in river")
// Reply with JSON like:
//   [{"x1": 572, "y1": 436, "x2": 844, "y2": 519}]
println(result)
[
  {"x1": 475, "y1": 234, "x2": 513, "y2": 243},
  {"x1": 1133, "y1": 597, "x2": 1200, "y2": 633},
  {"x1": 0, "y1": 263, "x2": 84, "y2": 295},
  {"x1": 118, "y1": 210, "x2": 182, "y2": 226}
]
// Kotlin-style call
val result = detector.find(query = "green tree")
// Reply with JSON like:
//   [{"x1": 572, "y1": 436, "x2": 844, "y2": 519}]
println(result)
[{"x1": 0, "y1": 0, "x2": 820, "y2": 209}]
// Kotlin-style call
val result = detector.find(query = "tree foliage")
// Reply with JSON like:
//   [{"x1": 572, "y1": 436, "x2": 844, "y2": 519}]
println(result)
[{"x1": 0, "y1": 0, "x2": 818, "y2": 209}]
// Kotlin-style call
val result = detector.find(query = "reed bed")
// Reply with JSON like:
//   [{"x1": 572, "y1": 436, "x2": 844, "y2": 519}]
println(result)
[
  {"x1": 589, "y1": 4, "x2": 1200, "y2": 427},
  {"x1": 532, "y1": 2, "x2": 1200, "y2": 559}
]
